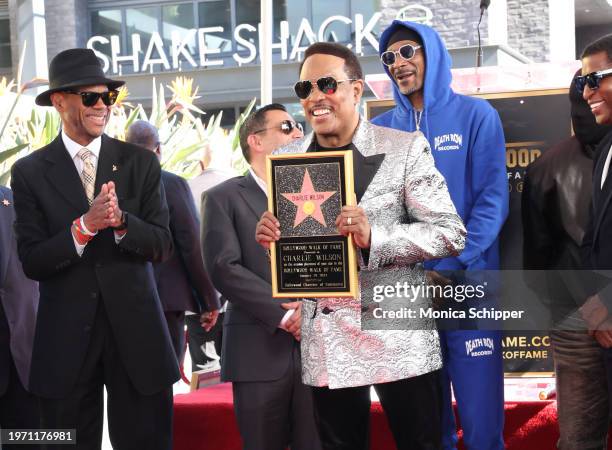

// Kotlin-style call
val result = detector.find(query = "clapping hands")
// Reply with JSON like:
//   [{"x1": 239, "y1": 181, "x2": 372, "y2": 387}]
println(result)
[{"x1": 82, "y1": 181, "x2": 123, "y2": 232}]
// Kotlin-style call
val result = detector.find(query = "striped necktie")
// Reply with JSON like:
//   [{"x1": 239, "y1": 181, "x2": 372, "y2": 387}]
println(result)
[{"x1": 78, "y1": 148, "x2": 96, "y2": 205}]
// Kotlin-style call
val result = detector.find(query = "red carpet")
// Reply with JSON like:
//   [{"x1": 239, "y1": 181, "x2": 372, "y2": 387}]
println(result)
[{"x1": 172, "y1": 383, "x2": 604, "y2": 450}]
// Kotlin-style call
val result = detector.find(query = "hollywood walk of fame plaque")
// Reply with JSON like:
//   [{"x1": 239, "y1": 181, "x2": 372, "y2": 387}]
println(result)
[{"x1": 267, "y1": 151, "x2": 358, "y2": 298}]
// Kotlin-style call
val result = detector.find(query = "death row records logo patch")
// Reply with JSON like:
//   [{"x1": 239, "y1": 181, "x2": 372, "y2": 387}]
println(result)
[
  {"x1": 465, "y1": 337, "x2": 495, "y2": 357},
  {"x1": 434, "y1": 133, "x2": 463, "y2": 152}
]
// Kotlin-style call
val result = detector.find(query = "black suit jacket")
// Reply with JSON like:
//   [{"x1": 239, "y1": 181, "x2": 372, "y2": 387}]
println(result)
[
  {"x1": 201, "y1": 173, "x2": 295, "y2": 382},
  {"x1": 0, "y1": 187, "x2": 38, "y2": 394},
  {"x1": 154, "y1": 171, "x2": 219, "y2": 313},
  {"x1": 10, "y1": 134, "x2": 179, "y2": 398},
  {"x1": 583, "y1": 131, "x2": 612, "y2": 270},
  {"x1": 580, "y1": 132, "x2": 612, "y2": 308}
]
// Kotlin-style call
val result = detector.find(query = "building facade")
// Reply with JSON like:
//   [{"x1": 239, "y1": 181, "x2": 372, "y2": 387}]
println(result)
[{"x1": 2, "y1": 0, "x2": 610, "y2": 126}]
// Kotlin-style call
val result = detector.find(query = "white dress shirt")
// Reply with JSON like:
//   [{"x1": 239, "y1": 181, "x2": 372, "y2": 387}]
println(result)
[
  {"x1": 62, "y1": 130, "x2": 102, "y2": 174},
  {"x1": 601, "y1": 143, "x2": 612, "y2": 189}
]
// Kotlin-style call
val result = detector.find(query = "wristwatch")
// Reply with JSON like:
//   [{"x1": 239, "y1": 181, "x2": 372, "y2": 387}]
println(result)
[{"x1": 115, "y1": 210, "x2": 128, "y2": 231}]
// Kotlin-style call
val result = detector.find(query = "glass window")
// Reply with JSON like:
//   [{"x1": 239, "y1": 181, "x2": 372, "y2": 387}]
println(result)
[
  {"x1": 126, "y1": 7, "x2": 159, "y2": 54},
  {"x1": 162, "y1": 4, "x2": 196, "y2": 54},
  {"x1": 0, "y1": 18, "x2": 10, "y2": 43},
  {"x1": 351, "y1": 0, "x2": 382, "y2": 45},
  {"x1": 235, "y1": 0, "x2": 285, "y2": 50},
  {"x1": 235, "y1": 0, "x2": 259, "y2": 52},
  {"x1": 198, "y1": 0, "x2": 232, "y2": 52},
  {"x1": 90, "y1": 9, "x2": 122, "y2": 56},
  {"x1": 313, "y1": 0, "x2": 350, "y2": 43},
  {"x1": 0, "y1": 19, "x2": 11, "y2": 68},
  {"x1": 281, "y1": 0, "x2": 309, "y2": 47},
  {"x1": 272, "y1": 0, "x2": 292, "y2": 42},
  {"x1": 235, "y1": 0, "x2": 259, "y2": 29},
  {"x1": 0, "y1": 48, "x2": 10, "y2": 69}
]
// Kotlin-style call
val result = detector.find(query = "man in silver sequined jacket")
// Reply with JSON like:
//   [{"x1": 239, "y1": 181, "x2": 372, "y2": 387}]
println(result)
[{"x1": 256, "y1": 42, "x2": 466, "y2": 450}]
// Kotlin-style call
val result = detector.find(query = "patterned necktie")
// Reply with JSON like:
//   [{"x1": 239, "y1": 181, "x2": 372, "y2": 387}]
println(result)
[{"x1": 78, "y1": 148, "x2": 96, "y2": 205}]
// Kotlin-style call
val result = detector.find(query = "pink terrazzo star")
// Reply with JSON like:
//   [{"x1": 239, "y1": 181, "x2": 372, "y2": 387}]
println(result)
[{"x1": 281, "y1": 169, "x2": 336, "y2": 227}]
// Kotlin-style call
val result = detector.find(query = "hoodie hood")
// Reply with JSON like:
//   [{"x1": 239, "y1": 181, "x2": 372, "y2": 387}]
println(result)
[
  {"x1": 379, "y1": 20, "x2": 453, "y2": 116},
  {"x1": 569, "y1": 71, "x2": 612, "y2": 147},
  {"x1": 373, "y1": 21, "x2": 509, "y2": 272}
]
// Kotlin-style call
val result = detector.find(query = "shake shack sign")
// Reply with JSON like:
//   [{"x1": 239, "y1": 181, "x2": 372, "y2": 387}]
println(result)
[
  {"x1": 86, "y1": 5, "x2": 435, "y2": 74},
  {"x1": 87, "y1": 14, "x2": 380, "y2": 74}
]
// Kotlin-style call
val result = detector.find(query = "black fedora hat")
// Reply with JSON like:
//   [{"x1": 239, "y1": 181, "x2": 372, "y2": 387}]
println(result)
[{"x1": 35, "y1": 48, "x2": 125, "y2": 106}]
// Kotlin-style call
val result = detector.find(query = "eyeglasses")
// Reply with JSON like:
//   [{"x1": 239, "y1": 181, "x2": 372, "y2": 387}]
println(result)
[
  {"x1": 575, "y1": 68, "x2": 612, "y2": 93},
  {"x1": 380, "y1": 44, "x2": 422, "y2": 67},
  {"x1": 254, "y1": 120, "x2": 304, "y2": 135},
  {"x1": 64, "y1": 90, "x2": 119, "y2": 107},
  {"x1": 293, "y1": 76, "x2": 357, "y2": 100}
]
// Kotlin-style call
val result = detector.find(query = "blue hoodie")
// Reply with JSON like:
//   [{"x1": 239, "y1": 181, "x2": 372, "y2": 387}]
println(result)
[{"x1": 372, "y1": 20, "x2": 509, "y2": 271}]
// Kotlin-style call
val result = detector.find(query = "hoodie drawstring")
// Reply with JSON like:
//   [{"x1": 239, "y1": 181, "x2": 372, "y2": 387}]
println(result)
[{"x1": 414, "y1": 110, "x2": 423, "y2": 131}]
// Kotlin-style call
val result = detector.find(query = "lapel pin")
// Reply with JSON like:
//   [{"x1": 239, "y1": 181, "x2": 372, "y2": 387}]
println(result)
[
  {"x1": 1, "y1": 199, "x2": 10, "y2": 207},
  {"x1": 112, "y1": 165, "x2": 118, "y2": 172}
]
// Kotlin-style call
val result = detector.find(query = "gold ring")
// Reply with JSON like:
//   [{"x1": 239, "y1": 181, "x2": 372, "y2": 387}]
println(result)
[{"x1": 347, "y1": 217, "x2": 352, "y2": 225}]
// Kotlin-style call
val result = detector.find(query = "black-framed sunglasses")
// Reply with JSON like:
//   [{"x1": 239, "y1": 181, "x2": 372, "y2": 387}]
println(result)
[
  {"x1": 575, "y1": 68, "x2": 612, "y2": 93},
  {"x1": 64, "y1": 90, "x2": 119, "y2": 107},
  {"x1": 380, "y1": 44, "x2": 422, "y2": 67},
  {"x1": 293, "y1": 76, "x2": 357, "y2": 100},
  {"x1": 254, "y1": 119, "x2": 304, "y2": 135}
]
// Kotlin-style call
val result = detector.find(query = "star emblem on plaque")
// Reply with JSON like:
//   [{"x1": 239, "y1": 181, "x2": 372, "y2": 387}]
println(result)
[
  {"x1": 281, "y1": 168, "x2": 337, "y2": 228},
  {"x1": 266, "y1": 150, "x2": 358, "y2": 298}
]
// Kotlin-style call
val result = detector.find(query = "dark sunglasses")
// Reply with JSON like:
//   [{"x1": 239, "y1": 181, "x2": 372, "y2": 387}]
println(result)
[
  {"x1": 64, "y1": 90, "x2": 119, "y2": 107},
  {"x1": 293, "y1": 76, "x2": 357, "y2": 100},
  {"x1": 380, "y1": 44, "x2": 422, "y2": 67},
  {"x1": 575, "y1": 68, "x2": 612, "y2": 93},
  {"x1": 254, "y1": 119, "x2": 303, "y2": 135}
]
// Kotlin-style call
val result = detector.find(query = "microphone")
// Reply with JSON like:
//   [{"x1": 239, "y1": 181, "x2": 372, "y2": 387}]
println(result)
[{"x1": 476, "y1": 0, "x2": 490, "y2": 67}]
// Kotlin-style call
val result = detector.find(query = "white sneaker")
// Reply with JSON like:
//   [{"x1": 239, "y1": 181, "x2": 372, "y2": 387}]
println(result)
[{"x1": 196, "y1": 360, "x2": 221, "y2": 372}]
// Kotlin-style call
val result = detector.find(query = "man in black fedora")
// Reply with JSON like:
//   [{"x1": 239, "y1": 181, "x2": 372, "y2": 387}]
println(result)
[{"x1": 10, "y1": 48, "x2": 178, "y2": 449}]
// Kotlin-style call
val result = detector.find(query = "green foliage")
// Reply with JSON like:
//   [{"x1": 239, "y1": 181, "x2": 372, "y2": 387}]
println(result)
[{"x1": 0, "y1": 74, "x2": 255, "y2": 186}]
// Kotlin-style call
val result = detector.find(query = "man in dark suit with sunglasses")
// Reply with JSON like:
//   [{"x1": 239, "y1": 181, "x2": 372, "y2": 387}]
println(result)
[
  {"x1": 10, "y1": 48, "x2": 178, "y2": 449},
  {"x1": 201, "y1": 104, "x2": 321, "y2": 450},
  {"x1": 126, "y1": 120, "x2": 220, "y2": 362},
  {"x1": 577, "y1": 36, "x2": 612, "y2": 420}
]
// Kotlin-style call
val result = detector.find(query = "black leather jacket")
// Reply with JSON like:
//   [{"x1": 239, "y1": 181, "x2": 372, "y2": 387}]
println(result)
[{"x1": 522, "y1": 76, "x2": 612, "y2": 320}]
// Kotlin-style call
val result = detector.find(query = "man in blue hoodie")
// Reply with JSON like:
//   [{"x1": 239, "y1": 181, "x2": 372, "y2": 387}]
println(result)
[{"x1": 372, "y1": 21, "x2": 508, "y2": 450}]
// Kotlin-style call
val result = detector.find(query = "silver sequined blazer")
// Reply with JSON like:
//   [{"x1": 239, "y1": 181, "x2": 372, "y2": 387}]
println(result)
[{"x1": 276, "y1": 119, "x2": 466, "y2": 389}]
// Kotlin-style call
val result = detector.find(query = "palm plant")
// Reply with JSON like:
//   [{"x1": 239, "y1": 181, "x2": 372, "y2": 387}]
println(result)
[{"x1": 0, "y1": 59, "x2": 254, "y2": 186}]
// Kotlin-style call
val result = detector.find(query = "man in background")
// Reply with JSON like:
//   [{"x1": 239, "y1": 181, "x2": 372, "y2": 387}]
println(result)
[
  {"x1": 523, "y1": 70, "x2": 612, "y2": 450},
  {"x1": 202, "y1": 104, "x2": 320, "y2": 450},
  {"x1": 372, "y1": 21, "x2": 508, "y2": 450},
  {"x1": 576, "y1": 34, "x2": 612, "y2": 447},
  {"x1": 126, "y1": 120, "x2": 220, "y2": 362},
  {"x1": 189, "y1": 141, "x2": 237, "y2": 218},
  {"x1": 187, "y1": 141, "x2": 236, "y2": 371},
  {"x1": 0, "y1": 186, "x2": 39, "y2": 449}
]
